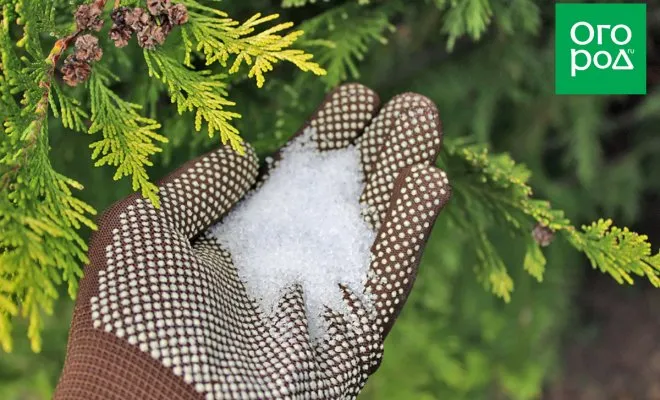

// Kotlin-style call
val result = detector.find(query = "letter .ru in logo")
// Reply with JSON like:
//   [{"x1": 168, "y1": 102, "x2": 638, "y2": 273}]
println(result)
[{"x1": 555, "y1": 3, "x2": 646, "y2": 95}]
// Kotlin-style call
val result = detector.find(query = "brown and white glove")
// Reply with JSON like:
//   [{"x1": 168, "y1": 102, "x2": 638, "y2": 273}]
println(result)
[{"x1": 54, "y1": 83, "x2": 451, "y2": 400}]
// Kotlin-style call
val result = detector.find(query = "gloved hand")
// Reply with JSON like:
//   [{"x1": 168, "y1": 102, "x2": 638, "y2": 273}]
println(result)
[{"x1": 55, "y1": 83, "x2": 451, "y2": 400}]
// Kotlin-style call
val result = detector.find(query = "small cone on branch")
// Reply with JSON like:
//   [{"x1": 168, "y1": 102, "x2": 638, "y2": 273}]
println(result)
[
  {"x1": 74, "y1": 34, "x2": 103, "y2": 62},
  {"x1": 532, "y1": 223, "x2": 555, "y2": 247},
  {"x1": 110, "y1": 6, "x2": 131, "y2": 25},
  {"x1": 61, "y1": 56, "x2": 92, "y2": 87},
  {"x1": 152, "y1": 24, "x2": 171, "y2": 45},
  {"x1": 159, "y1": 21, "x2": 174, "y2": 38},
  {"x1": 146, "y1": 0, "x2": 172, "y2": 16},
  {"x1": 125, "y1": 7, "x2": 151, "y2": 32},
  {"x1": 74, "y1": 3, "x2": 104, "y2": 32},
  {"x1": 109, "y1": 25, "x2": 132, "y2": 48},
  {"x1": 61, "y1": 33, "x2": 102, "y2": 86},
  {"x1": 168, "y1": 3, "x2": 188, "y2": 25},
  {"x1": 137, "y1": 25, "x2": 161, "y2": 49},
  {"x1": 109, "y1": 2, "x2": 188, "y2": 49},
  {"x1": 109, "y1": 7, "x2": 133, "y2": 48}
]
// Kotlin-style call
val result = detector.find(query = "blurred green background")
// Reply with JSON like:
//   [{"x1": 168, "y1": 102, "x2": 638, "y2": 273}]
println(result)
[{"x1": 2, "y1": 0, "x2": 660, "y2": 399}]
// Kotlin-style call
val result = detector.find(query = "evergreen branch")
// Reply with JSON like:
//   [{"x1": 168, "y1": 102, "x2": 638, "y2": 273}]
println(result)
[
  {"x1": 181, "y1": 1, "x2": 325, "y2": 87},
  {"x1": 88, "y1": 70, "x2": 166, "y2": 206},
  {"x1": 297, "y1": 4, "x2": 394, "y2": 88},
  {"x1": 143, "y1": 50, "x2": 243, "y2": 152},
  {"x1": 13, "y1": 0, "x2": 57, "y2": 57},
  {"x1": 567, "y1": 220, "x2": 660, "y2": 287},
  {"x1": 435, "y1": 0, "x2": 493, "y2": 50},
  {"x1": 1, "y1": 0, "x2": 332, "y2": 349},
  {"x1": 443, "y1": 137, "x2": 660, "y2": 300},
  {"x1": 1, "y1": 121, "x2": 96, "y2": 352},
  {"x1": 433, "y1": 0, "x2": 540, "y2": 49},
  {"x1": 32, "y1": 0, "x2": 106, "y2": 115},
  {"x1": 50, "y1": 83, "x2": 90, "y2": 133},
  {"x1": 0, "y1": 0, "x2": 107, "y2": 188},
  {"x1": 523, "y1": 236, "x2": 546, "y2": 282},
  {"x1": 0, "y1": 0, "x2": 106, "y2": 352},
  {"x1": 474, "y1": 227, "x2": 514, "y2": 302},
  {"x1": 445, "y1": 139, "x2": 571, "y2": 232}
]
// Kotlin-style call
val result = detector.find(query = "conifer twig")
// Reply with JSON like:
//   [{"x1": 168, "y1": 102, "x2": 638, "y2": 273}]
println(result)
[
  {"x1": 41, "y1": 0, "x2": 108, "y2": 111},
  {"x1": 0, "y1": 0, "x2": 109, "y2": 191}
]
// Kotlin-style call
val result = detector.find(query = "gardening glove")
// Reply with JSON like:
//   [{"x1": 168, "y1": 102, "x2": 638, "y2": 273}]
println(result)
[{"x1": 54, "y1": 83, "x2": 451, "y2": 400}]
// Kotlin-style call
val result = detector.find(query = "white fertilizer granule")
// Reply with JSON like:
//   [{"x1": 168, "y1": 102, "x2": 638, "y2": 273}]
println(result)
[{"x1": 211, "y1": 128, "x2": 375, "y2": 341}]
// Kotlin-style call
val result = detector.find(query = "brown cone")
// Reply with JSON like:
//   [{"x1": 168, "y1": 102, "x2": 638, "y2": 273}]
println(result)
[
  {"x1": 74, "y1": 3, "x2": 104, "y2": 32},
  {"x1": 168, "y1": 3, "x2": 188, "y2": 25},
  {"x1": 125, "y1": 7, "x2": 151, "y2": 32},
  {"x1": 74, "y1": 34, "x2": 103, "y2": 62},
  {"x1": 109, "y1": 25, "x2": 132, "y2": 48},
  {"x1": 61, "y1": 56, "x2": 92, "y2": 87},
  {"x1": 146, "y1": 0, "x2": 172, "y2": 16}
]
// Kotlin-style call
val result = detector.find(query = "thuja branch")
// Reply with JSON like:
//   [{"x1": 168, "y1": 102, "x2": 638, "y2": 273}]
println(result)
[
  {"x1": 1, "y1": 0, "x2": 108, "y2": 190},
  {"x1": 1, "y1": 0, "x2": 325, "y2": 351},
  {"x1": 442, "y1": 140, "x2": 660, "y2": 301},
  {"x1": 41, "y1": 0, "x2": 108, "y2": 105}
]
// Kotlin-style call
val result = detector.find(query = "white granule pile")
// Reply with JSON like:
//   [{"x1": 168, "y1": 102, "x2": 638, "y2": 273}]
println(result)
[{"x1": 211, "y1": 128, "x2": 374, "y2": 341}]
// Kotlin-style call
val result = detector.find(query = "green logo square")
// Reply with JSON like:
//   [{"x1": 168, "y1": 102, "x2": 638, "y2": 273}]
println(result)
[{"x1": 555, "y1": 3, "x2": 647, "y2": 95}]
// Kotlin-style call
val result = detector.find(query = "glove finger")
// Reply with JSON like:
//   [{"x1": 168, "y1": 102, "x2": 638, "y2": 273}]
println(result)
[
  {"x1": 359, "y1": 101, "x2": 442, "y2": 230},
  {"x1": 355, "y1": 92, "x2": 436, "y2": 177},
  {"x1": 306, "y1": 83, "x2": 380, "y2": 151},
  {"x1": 364, "y1": 164, "x2": 450, "y2": 339},
  {"x1": 152, "y1": 142, "x2": 259, "y2": 240}
]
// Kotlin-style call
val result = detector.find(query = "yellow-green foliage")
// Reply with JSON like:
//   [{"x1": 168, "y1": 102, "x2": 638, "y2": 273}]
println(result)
[
  {"x1": 569, "y1": 219, "x2": 660, "y2": 287},
  {"x1": 442, "y1": 139, "x2": 660, "y2": 302},
  {"x1": 0, "y1": 0, "x2": 324, "y2": 352},
  {"x1": 182, "y1": 1, "x2": 326, "y2": 87},
  {"x1": 144, "y1": 50, "x2": 247, "y2": 153},
  {"x1": 89, "y1": 69, "x2": 166, "y2": 206}
]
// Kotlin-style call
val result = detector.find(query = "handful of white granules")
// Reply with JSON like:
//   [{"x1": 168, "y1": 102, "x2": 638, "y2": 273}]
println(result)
[{"x1": 211, "y1": 128, "x2": 374, "y2": 341}]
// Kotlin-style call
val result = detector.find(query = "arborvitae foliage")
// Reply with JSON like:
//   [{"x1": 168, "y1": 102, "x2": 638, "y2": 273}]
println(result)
[
  {"x1": 1, "y1": 0, "x2": 659, "y2": 398},
  {"x1": 1, "y1": 0, "x2": 324, "y2": 352},
  {"x1": 440, "y1": 139, "x2": 659, "y2": 302}
]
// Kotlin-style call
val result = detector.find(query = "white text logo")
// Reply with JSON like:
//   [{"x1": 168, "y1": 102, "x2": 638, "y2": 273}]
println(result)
[{"x1": 570, "y1": 21, "x2": 634, "y2": 77}]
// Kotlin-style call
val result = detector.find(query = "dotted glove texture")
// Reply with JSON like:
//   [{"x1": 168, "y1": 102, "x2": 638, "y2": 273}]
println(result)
[{"x1": 54, "y1": 84, "x2": 451, "y2": 400}]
